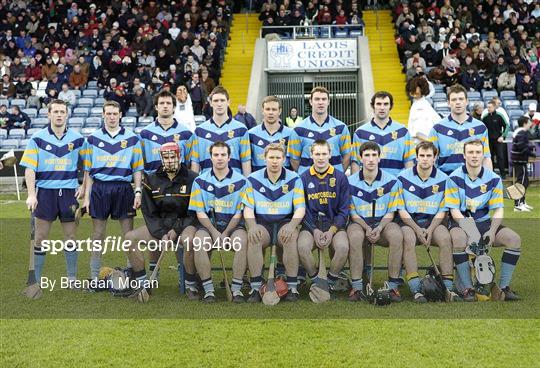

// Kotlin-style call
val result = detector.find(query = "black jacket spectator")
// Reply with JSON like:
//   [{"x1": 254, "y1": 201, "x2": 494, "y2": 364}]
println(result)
[
  {"x1": 421, "y1": 45, "x2": 439, "y2": 67},
  {"x1": 461, "y1": 68, "x2": 483, "y2": 91},
  {"x1": 511, "y1": 127, "x2": 535, "y2": 165},
  {"x1": 482, "y1": 111, "x2": 506, "y2": 140},
  {"x1": 15, "y1": 78, "x2": 32, "y2": 98},
  {"x1": 8, "y1": 108, "x2": 31, "y2": 132},
  {"x1": 131, "y1": 88, "x2": 154, "y2": 117},
  {"x1": 516, "y1": 75, "x2": 537, "y2": 101}
]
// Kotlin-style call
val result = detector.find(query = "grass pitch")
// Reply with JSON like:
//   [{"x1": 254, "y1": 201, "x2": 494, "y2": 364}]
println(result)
[{"x1": 1, "y1": 190, "x2": 539, "y2": 367}]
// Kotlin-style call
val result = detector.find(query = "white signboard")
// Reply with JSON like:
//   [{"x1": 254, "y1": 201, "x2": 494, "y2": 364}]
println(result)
[{"x1": 267, "y1": 39, "x2": 357, "y2": 71}]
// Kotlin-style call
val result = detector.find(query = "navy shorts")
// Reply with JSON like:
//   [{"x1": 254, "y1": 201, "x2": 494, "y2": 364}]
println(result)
[
  {"x1": 260, "y1": 219, "x2": 291, "y2": 244},
  {"x1": 90, "y1": 180, "x2": 135, "y2": 220},
  {"x1": 448, "y1": 218, "x2": 505, "y2": 237},
  {"x1": 35, "y1": 188, "x2": 78, "y2": 222},
  {"x1": 197, "y1": 219, "x2": 245, "y2": 234}
]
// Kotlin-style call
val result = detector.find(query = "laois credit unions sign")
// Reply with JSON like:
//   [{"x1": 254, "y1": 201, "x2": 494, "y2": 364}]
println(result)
[{"x1": 267, "y1": 39, "x2": 358, "y2": 71}]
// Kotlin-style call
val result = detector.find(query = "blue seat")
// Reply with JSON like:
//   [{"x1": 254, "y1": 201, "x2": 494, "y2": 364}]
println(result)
[
  {"x1": 19, "y1": 139, "x2": 30, "y2": 148},
  {"x1": 432, "y1": 93, "x2": 447, "y2": 102},
  {"x1": 73, "y1": 90, "x2": 82, "y2": 98},
  {"x1": 77, "y1": 98, "x2": 94, "y2": 108},
  {"x1": 68, "y1": 117, "x2": 85, "y2": 128},
  {"x1": 38, "y1": 108, "x2": 48, "y2": 117},
  {"x1": 90, "y1": 107, "x2": 102, "y2": 117},
  {"x1": 334, "y1": 29, "x2": 348, "y2": 38},
  {"x1": 27, "y1": 128, "x2": 41, "y2": 137},
  {"x1": 522, "y1": 100, "x2": 537, "y2": 111},
  {"x1": 87, "y1": 81, "x2": 98, "y2": 88},
  {"x1": 82, "y1": 90, "x2": 98, "y2": 98},
  {"x1": 504, "y1": 100, "x2": 521, "y2": 110},
  {"x1": 508, "y1": 110, "x2": 524, "y2": 120},
  {"x1": 10, "y1": 99, "x2": 26, "y2": 109},
  {"x1": 72, "y1": 107, "x2": 90, "y2": 118},
  {"x1": 137, "y1": 117, "x2": 153, "y2": 127},
  {"x1": 31, "y1": 118, "x2": 49, "y2": 128},
  {"x1": 500, "y1": 91, "x2": 516, "y2": 100},
  {"x1": 81, "y1": 127, "x2": 97, "y2": 137},
  {"x1": 121, "y1": 117, "x2": 137, "y2": 128},
  {"x1": 9, "y1": 128, "x2": 26, "y2": 139},
  {"x1": 22, "y1": 108, "x2": 37, "y2": 118},
  {"x1": 1, "y1": 139, "x2": 19, "y2": 149},
  {"x1": 481, "y1": 90, "x2": 498, "y2": 100},
  {"x1": 349, "y1": 29, "x2": 363, "y2": 37},
  {"x1": 0, "y1": 99, "x2": 9, "y2": 107},
  {"x1": 467, "y1": 91, "x2": 481, "y2": 100},
  {"x1": 0, "y1": 129, "x2": 7, "y2": 140},
  {"x1": 85, "y1": 117, "x2": 102, "y2": 128},
  {"x1": 134, "y1": 127, "x2": 144, "y2": 134},
  {"x1": 94, "y1": 98, "x2": 105, "y2": 107}
]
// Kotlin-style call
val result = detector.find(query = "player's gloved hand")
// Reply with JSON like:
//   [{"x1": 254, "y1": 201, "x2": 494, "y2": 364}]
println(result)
[
  {"x1": 26, "y1": 195, "x2": 38, "y2": 212},
  {"x1": 279, "y1": 223, "x2": 296, "y2": 244}
]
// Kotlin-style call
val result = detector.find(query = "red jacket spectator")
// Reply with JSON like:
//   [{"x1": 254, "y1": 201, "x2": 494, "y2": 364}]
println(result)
[{"x1": 25, "y1": 62, "x2": 42, "y2": 82}]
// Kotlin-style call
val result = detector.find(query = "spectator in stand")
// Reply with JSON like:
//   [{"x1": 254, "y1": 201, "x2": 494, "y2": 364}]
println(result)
[
  {"x1": 8, "y1": 106, "x2": 31, "y2": 133},
  {"x1": 58, "y1": 83, "x2": 77, "y2": 107},
  {"x1": 69, "y1": 64, "x2": 88, "y2": 90},
  {"x1": 517, "y1": 74, "x2": 537, "y2": 102},
  {"x1": 26, "y1": 89, "x2": 41, "y2": 110},
  {"x1": 524, "y1": 103, "x2": 540, "y2": 139},
  {"x1": 131, "y1": 87, "x2": 153, "y2": 118},
  {"x1": 286, "y1": 107, "x2": 302, "y2": 128},
  {"x1": 56, "y1": 64, "x2": 70, "y2": 86},
  {"x1": 1, "y1": 74, "x2": 15, "y2": 99},
  {"x1": 511, "y1": 116, "x2": 536, "y2": 212},
  {"x1": 234, "y1": 105, "x2": 256, "y2": 129},
  {"x1": 187, "y1": 73, "x2": 206, "y2": 115},
  {"x1": 482, "y1": 100, "x2": 508, "y2": 178},
  {"x1": 497, "y1": 65, "x2": 517, "y2": 92},
  {"x1": 15, "y1": 76, "x2": 32, "y2": 99},
  {"x1": 421, "y1": 44, "x2": 439, "y2": 69},
  {"x1": 46, "y1": 75, "x2": 62, "y2": 96},
  {"x1": 0, "y1": 104, "x2": 11, "y2": 130},
  {"x1": 471, "y1": 102, "x2": 485, "y2": 121},
  {"x1": 201, "y1": 69, "x2": 216, "y2": 96},
  {"x1": 9, "y1": 57, "x2": 25, "y2": 82},
  {"x1": 25, "y1": 58, "x2": 41, "y2": 82},
  {"x1": 461, "y1": 66, "x2": 483, "y2": 92},
  {"x1": 41, "y1": 56, "x2": 57, "y2": 81}
]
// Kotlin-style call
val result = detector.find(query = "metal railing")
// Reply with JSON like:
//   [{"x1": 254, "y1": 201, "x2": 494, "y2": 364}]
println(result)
[{"x1": 259, "y1": 24, "x2": 364, "y2": 39}]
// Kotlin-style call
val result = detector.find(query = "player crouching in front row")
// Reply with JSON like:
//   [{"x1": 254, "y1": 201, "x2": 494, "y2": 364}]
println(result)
[{"x1": 447, "y1": 139, "x2": 522, "y2": 302}]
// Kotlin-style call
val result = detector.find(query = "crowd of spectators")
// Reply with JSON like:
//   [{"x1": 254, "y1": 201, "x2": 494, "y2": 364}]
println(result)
[
  {"x1": 393, "y1": 0, "x2": 539, "y2": 101},
  {"x1": 0, "y1": 0, "x2": 234, "y2": 129},
  {"x1": 258, "y1": 0, "x2": 364, "y2": 36}
]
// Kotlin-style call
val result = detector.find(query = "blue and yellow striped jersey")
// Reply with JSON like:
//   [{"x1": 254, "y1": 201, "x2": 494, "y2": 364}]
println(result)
[
  {"x1": 139, "y1": 119, "x2": 193, "y2": 174},
  {"x1": 428, "y1": 116, "x2": 490, "y2": 175},
  {"x1": 352, "y1": 119, "x2": 415, "y2": 176},
  {"x1": 82, "y1": 127, "x2": 144, "y2": 182},
  {"x1": 397, "y1": 166, "x2": 450, "y2": 223},
  {"x1": 243, "y1": 168, "x2": 305, "y2": 224},
  {"x1": 248, "y1": 122, "x2": 292, "y2": 172},
  {"x1": 445, "y1": 166, "x2": 504, "y2": 222},
  {"x1": 20, "y1": 125, "x2": 84, "y2": 189},
  {"x1": 188, "y1": 169, "x2": 248, "y2": 227},
  {"x1": 348, "y1": 169, "x2": 402, "y2": 227},
  {"x1": 287, "y1": 115, "x2": 352, "y2": 174},
  {"x1": 191, "y1": 117, "x2": 251, "y2": 174},
  {"x1": 300, "y1": 165, "x2": 350, "y2": 231}
]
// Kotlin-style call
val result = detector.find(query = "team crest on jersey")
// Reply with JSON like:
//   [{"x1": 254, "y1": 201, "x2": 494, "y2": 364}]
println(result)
[
  {"x1": 151, "y1": 135, "x2": 158, "y2": 141},
  {"x1": 205, "y1": 133, "x2": 211, "y2": 138},
  {"x1": 98, "y1": 142, "x2": 105, "y2": 148},
  {"x1": 391, "y1": 131, "x2": 398, "y2": 140},
  {"x1": 447, "y1": 130, "x2": 453, "y2": 136},
  {"x1": 207, "y1": 185, "x2": 214, "y2": 191},
  {"x1": 258, "y1": 140, "x2": 264, "y2": 146},
  {"x1": 180, "y1": 185, "x2": 187, "y2": 194},
  {"x1": 369, "y1": 135, "x2": 375, "y2": 140},
  {"x1": 279, "y1": 138, "x2": 285, "y2": 146},
  {"x1": 282, "y1": 184, "x2": 289, "y2": 193},
  {"x1": 357, "y1": 191, "x2": 363, "y2": 197},
  {"x1": 260, "y1": 187, "x2": 266, "y2": 193},
  {"x1": 45, "y1": 144, "x2": 52, "y2": 150},
  {"x1": 308, "y1": 132, "x2": 314, "y2": 138},
  {"x1": 120, "y1": 140, "x2": 128, "y2": 149},
  {"x1": 228, "y1": 184, "x2": 235, "y2": 194},
  {"x1": 329, "y1": 178, "x2": 336, "y2": 187},
  {"x1": 377, "y1": 187, "x2": 384, "y2": 197},
  {"x1": 432, "y1": 184, "x2": 439, "y2": 193},
  {"x1": 469, "y1": 128, "x2": 475, "y2": 137},
  {"x1": 308, "y1": 182, "x2": 315, "y2": 189},
  {"x1": 67, "y1": 143, "x2": 74, "y2": 151},
  {"x1": 409, "y1": 185, "x2": 415, "y2": 192},
  {"x1": 329, "y1": 128, "x2": 336, "y2": 137},
  {"x1": 480, "y1": 184, "x2": 487, "y2": 193},
  {"x1": 228, "y1": 130, "x2": 235, "y2": 139},
  {"x1": 173, "y1": 134, "x2": 180, "y2": 142}
]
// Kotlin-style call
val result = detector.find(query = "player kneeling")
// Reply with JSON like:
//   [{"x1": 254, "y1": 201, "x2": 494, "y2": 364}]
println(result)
[
  {"x1": 124, "y1": 142, "x2": 198, "y2": 301},
  {"x1": 189, "y1": 142, "x2": 249, "y2": 303},
  {"x1": 397, "y1": 141, "x2": 460, "y2": 302},
  {"x1": 298, "y1": 140, "x2": 350, "y2": 299},
  {"x1": 243, "y1": 143, "x2": 306, "y2": 302},
  {"x1": 447, "y1": 140, "x2": 522, "y2": 301},
  {"x1": 347, "y1": 142, "x2": 404, "y2": 302}
]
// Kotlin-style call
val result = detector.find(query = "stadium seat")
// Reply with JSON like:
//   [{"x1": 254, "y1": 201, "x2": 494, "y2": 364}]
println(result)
[
  {"x1": 121, "y1": 117, "x2": 137, "y2": 128},
  {"x1": 434, "y1": 101, "x2": 449, "y2": 110},
  {"x1": 349, "y1": 29, "x2": 363, "y2": 37},
  {"x1": 77, "y1": 98, "x2": 94, "y2": 108},
  {"x1": 90, "y1": 107, "x2": 103, "y2": 117},
  {"x1": 85, "y1": 117, "x2": 102, "y2": 128},
  {"x1": 334, "y1": 30, "x2": 349, "y2": 38},
  {"x1": 38, "y1": 108, "x2": 48, "y2": 117},
  {"x1": 319, "y1": 28, "x2": 330, "y2": 38},
  {"x1": 522, "y1": 100, "x2": 537, "y2": 111},
  {"x1": 433, "y1": 84, "x2": 445, "y2": 92},
  {"x1": 134, "y1": 127, "x2": 144, "y2": 134},
  {"x1": 0, "y1": 129, "x2": 7, "y2": 140},
  {"x1": 432, "y1": 93, "x2": 446, "y2": 102},
  {"x1": 511, "y1": 119, "x2": 519, "y2": 130},
  {"x1": 10, "y1": 99, "x2": 26, "y2": 109},
  {"x1": 481, "y1": 90, "x2": 498, "y2": 100},
  {"x1": 72, "y1": 107, "x2": 90, "y2": 117},
  {"x1": 19, "y1": 139, "x2": 30, "y2": 148},
  {"x1": 467, "y1": 91, "x2": 481, "y2": 101},
  {"x1": 194, "y1": 115, "x2": 206, "y2": 124},
  {"x1": 508, "y1": 110, "x2": 524, "y2": 120},
  {"x1": 8, "y1": 129, "x2": 26, "y2": 140},
  {"x1": 125, "y1": 107, "x2": 138, "y2": 117},
  {"x1": 73, "y1": 90, "x2": 82, "y2": 98},
  {"x1": 503, "y1": 100, "x2": 521, "y2": 110},
  {"x1": 137, "y1": 117, "x2": 153, "y2": 126},
  {"x1": 0, "y1": 99, "x2": 8, "y2": 107},
  {"x1": 27, "y1": 128, "x2": 40, "y2": 137},
  {"x1": 82, "y1": 90, "x2": 98, "y2": 98},
  {"x1": 1, "y1": 139, "x2": 19, "y2": 149},
  {"x1": 81, "y1": 127, "x2": 97, "y2": 137},
  {"x1": 94, "y1": 98, "x2": 105, "y2": 107},
  {"x1": 87, "y1": 81, "x2": 98, "y2": 88},
  {"x1": 98, "y1": 89, "x2": 105, "y2": 97},
  {"x1": 500, "y1": 91, "x2": 516, "y2": 100},
  {"x1": 22, "y1": 108, "x2": 38, "y2": 118},
  {"x1": 68, "y1": 117, "x2": 85, "y2": 128},
  {"x1": 31, "y1": 118, "x2": 49, "y2": 128}
]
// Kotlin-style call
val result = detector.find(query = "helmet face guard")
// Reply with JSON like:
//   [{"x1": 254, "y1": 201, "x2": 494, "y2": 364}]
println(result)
[
  {"x1": 421, "y1": 274, "x2": 446, "y2": 302},
  {"x1": 160, "y1": 142, "x2": 181, "y2": 173}
]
